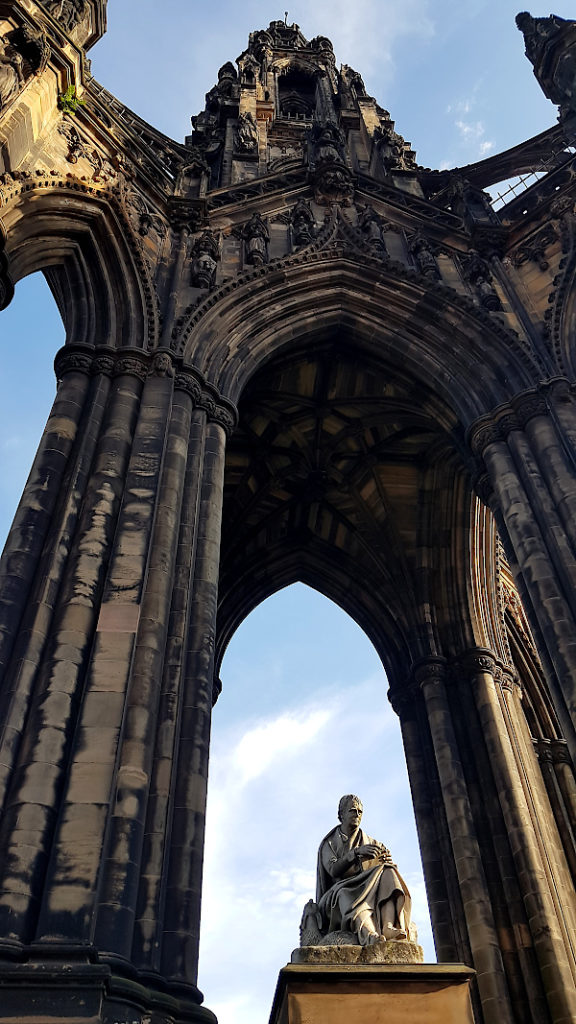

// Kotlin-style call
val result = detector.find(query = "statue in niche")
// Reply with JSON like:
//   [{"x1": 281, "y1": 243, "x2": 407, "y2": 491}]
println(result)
[
  {"x1": 43, "y1": 0, "x2": 87, "y2": 32},
  {"x1": 190, "y1": 230, "x2": 220, "y2": 289},
  {"x1": 358, "y1": 204, "x2": 387, "y2": 254},
  {"x1": 300, "y1": 795, "x2": 414, "y2": 948},
  {"x1": 242, "y1": 212, "x2": 269, "y2": 265},
  {"x1": 409, "y1": 231, "x2": 440, "y2": 280},
  {"x1": 463, "y1": 250, "x2": 502, "y2": 311},
  {"x1": 290, "y1": 199, "x2": 316, "y2": 248},
  {"x1": 234, "y1": 111, "x2": 258, "y2": 153},
  {"x1": 0, "y1": 27, "x2": 49, "y2": 114},
  {"x1": 0, "y1": 40, "x2": 24, "y2": 113},
  {"x1": 314, "y1": 122, "x2": 344, "y2": 165}
]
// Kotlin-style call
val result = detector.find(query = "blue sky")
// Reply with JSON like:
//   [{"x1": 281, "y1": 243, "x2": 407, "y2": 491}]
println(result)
[{"x1": 1, "y1": 3, "x2": 575, "y2": 1023}]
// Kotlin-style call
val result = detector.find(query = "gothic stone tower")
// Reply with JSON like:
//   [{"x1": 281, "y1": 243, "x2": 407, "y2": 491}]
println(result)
[{"x1": 1, "y1": 5, "x2": 576, "y2": 1023}]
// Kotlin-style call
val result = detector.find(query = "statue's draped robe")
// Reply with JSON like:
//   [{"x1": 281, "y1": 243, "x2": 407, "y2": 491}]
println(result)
[{"x1": 316, "y1": 826, "x2": 412, "y2": 942}]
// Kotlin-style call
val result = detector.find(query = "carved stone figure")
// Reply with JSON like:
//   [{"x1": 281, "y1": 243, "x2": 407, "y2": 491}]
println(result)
[
  {"x1": 314, "y1": 122, "x2": 344, "y2": 165},
  {"x1": 358, "y1": 204, "x2": 387, "y2": 254},
  {"x1": 290, "y1": 199, "x2": 316, "y2": 248},
  {"x1": 301, "y1": 795, "x2": 413, "y2": 947},
  {"x1": 0, "y1": 41, "x2": 24, "y2": 113},
  {"x1": 374, "y1": 122, "x2": 415, "y2": 172},
  {"x1": 409, "y1": 231, "x2": 440, "y2": 280},
  {"x1": 242, "y1": 212, "x2": 269, "y2": 265},
  {"x1": 234, "y1": 111, "x2": 258, "y2": 153},
  {"x1": 190, "y1": 230, "x2": 220, "y2": 288},
  {"x1": 464, "y1": 250, "x2": 502, "y2": 311},
  {"x1": 151, "y1": 352, "x2": 174, "y2": 378},
  {"x1": 313, "y1": 164, "x2": 354, "y2": 206},
  {"x1": 43, "y1": 0, "x2": 87, "y2": 32}
]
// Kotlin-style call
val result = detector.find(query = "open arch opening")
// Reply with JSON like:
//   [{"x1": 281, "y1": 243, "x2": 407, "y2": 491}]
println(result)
[
  {"x1": 0, "y1": 271, "x2": 64, "y2": 548},
  {"x1": 201, "y1": 583, "x2": 434, "y2": 1024}
]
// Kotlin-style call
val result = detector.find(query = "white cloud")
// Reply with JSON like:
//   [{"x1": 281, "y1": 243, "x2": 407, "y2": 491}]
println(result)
[
  {"x1": 232, "y1": 708, "x2": 334, "y2": 784},
  {"x1": 293, "y1": 0, "x2": 434, "y2": 82}
]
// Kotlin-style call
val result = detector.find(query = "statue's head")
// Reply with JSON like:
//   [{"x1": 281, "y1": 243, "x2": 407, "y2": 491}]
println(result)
[{"x1": 338, "y1": 794, "x2": 362, "y2": 821}]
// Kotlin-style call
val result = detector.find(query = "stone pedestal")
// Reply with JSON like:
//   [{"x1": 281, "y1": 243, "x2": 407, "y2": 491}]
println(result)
[
  {"x1": 269, "y1": 963, "x2": 476, "y2": 1024},
  {"x1": 0, "y1": 958, "x2": 217, "y2": 1024}
]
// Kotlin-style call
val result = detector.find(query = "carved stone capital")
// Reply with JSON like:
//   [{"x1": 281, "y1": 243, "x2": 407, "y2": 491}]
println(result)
[
  {"x1": 54, "y1": 347, "x2": 93, "y2": 378},
  {"x1": 114, "y1": 354, "x2": 149, "y2": 382},
  {"x1": 210, "y1": 402, "x2": 237, "y2": 436},
  {"x1": 387, "y1": 682, "x2": 420, "y2": 717},
  {"x1": 494, "y1": 665, "x2": 518, "y2": 694},
  {"x1": 459, "y1": 648, "x2": 497, "y2": 678},
  {"x1": 412, "y1": 657, "x2": 447, "y2": 691},
  {"x1": 468, "y1": 419, "x2": 502, "y2": 457},
  {"x1": 198, "y1": 393, "x2": 216, "y2": 418},
  {"x1": 474, "y1": 471, "x2": 495, "y2": 506},
  {"x1": 174, "y1": 371, "x2": 203, "y2": 404},
  {"x1": 496, "y1": 411, "x2": 520, "y2": 437},
  {"x1": 512, "y1": 391, "x2": 549, "y2": 428},
  {"x1": 535, "y1": 738, "x2": 554, "y2": 764},
  {"x1": 550, "y1": 739, "x2": 573, "y2": 765},
  {"x1": 91, "y1": 354, "x2": 116, "y2": 376}
]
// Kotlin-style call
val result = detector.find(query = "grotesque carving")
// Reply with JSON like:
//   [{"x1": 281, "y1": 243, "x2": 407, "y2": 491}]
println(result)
[
  {"x1": 358, "y1": 205, "x2": 388, "y2": 255},
  {"x1": 234, "y1": 111, "x2": 258, "y2": 154},
  {"x1": 42, "y1": 0, "x2": 87, "y2": 32},
  {"x1": 242, "y1": 212, "x2": 269, "y2": 265},
  {"x1": 299, "y1": 795, "x2": 415, "y2": 949},
  {"x1": 290, "y1": 199, "x2": 316, "y2": 248},
  {"x1": 150, "y1": 352, "x2": 174, "y2": 378},
  {"x1": 463, "y1": 251, "x2": 502, "y2": 311},
  {"x1": 190, "y1": 230, "x2": 220, "y2": 288},
  {"x1": 409, "y1": 231, "x2": 441, "y2": 280},
  {"x1": 314, "y1": 165, "x2": 354, "y2": 207}
]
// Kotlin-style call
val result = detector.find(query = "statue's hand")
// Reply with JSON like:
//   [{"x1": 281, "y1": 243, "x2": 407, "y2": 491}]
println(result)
[{"x1": 356, "y1": 843, "x2": 384, "y2": 859}]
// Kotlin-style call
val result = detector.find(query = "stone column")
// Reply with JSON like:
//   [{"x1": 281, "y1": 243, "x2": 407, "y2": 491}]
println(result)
[
  {"x1": 161, "y1": 414, "x2": 229, "y2": 988},
  {"x1": 536, "y1": 740, "x2": 576, "y2": 880},
  {"x1": 464, "y1": 650, "x2": 576, "y2": 1023},
  {"x1": 472, "y1": 422, "x2": 576, "y2": 756},
  {"x1": 551, "y1": 739, "x2": 576, "y2": 833},
  {"x1": 0, "y1": 351, "x2": 111, "y2": 812},
  {"x1": 414, "y1": 658, "x2": 514, "y2": 1024},
  {"x1": 0, "y1": 354, "x2": 146, "y2": 948},
  {"x1": 0, "y1": 350, "x2": 92, "y2": 689},
  {"x1": 388, "y1": 683, "x2": 465, "y2": 964},
  {"x1": 131, "y1": 376, "x2": 207, "y2": 973}
]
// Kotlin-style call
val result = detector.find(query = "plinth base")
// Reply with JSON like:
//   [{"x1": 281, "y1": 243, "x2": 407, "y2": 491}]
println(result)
[
  {"x1": 0, "y1": 957, "x2": 217, "y2": 1024},
  {"x1": 292, "y1": 939, "x2": 424, "y2": 965},
  {"x1": 269, "y1": 963, "x2": 476, "y2": 1024}
]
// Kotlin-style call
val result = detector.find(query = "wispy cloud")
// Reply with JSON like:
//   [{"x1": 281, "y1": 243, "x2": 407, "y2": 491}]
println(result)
[
  {"x1": 300, "y1": 0, "x2": 434, "y2": 82},
  {"x1": 443, "y1": 84, "x2": 495, "y2": 163}
]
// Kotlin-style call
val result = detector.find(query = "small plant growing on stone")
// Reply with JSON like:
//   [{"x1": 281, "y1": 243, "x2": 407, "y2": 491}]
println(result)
[{"x1": 58, "y1": 85, "x2": 85, "y2": 116}]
